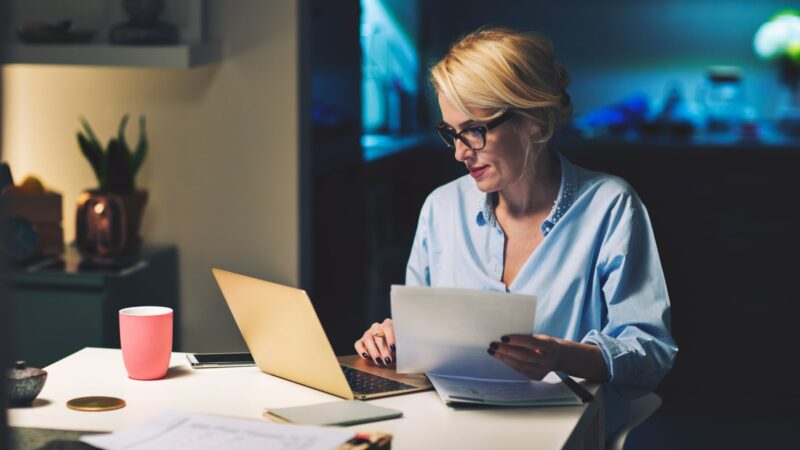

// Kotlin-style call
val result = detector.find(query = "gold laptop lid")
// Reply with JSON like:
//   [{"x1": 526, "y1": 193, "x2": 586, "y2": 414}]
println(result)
[{"x1": 212, "y1": 268, "x2": 353, "y2": 400}]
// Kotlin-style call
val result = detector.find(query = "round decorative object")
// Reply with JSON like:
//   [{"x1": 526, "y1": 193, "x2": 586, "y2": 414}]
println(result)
[
  {"x1": 66, "y1": 396, "x2": 127, "y2": 412},
  {"x1": 6, "y1": 360, "x2": 48, "y2": 406},
  {"x1": 0, "y1": 216, "x2": 39, "y2": 261},
  {"x1": 76, "y1": 190, "x2": 148, "y2": 265}
]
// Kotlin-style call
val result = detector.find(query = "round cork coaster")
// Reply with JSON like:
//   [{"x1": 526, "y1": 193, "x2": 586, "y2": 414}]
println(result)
[{"x1": 66, "y1": 396, "x2": 126, "y2": 412}]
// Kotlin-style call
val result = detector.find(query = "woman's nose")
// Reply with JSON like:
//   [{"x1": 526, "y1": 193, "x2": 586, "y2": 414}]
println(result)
[{"x1": 454, "y1": 139, "x2": 475, "y2": 162}]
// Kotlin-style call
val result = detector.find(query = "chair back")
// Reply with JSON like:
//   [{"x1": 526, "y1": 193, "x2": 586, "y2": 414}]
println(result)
[{"x1": 608, "y1": 392, "x2": 662, "y2": 450}]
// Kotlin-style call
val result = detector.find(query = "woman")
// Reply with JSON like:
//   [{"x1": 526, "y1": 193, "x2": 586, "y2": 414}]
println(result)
[{"x1": 354, "y1": 27, "x2": 677, "y2": 437}]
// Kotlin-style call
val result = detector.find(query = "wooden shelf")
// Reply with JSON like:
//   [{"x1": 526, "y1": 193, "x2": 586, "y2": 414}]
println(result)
[{"x1": 1, "y1": 42, "x2": 221, "y2": 68}]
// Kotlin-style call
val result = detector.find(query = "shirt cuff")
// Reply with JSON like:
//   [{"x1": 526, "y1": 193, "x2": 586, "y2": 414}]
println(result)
[{"x1": 581, "y1": 330, "x2": 618, "y2": 384}]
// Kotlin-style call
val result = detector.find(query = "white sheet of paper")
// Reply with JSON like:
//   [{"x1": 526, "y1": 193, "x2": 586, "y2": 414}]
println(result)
[
  {"x1": 391, "y1": 285, "x2": 536, "y2": 380},
  {"x1": 80, "y1": 410, "x2": 354, "y2": 450},
  {"x1": 427, "y1": 372, "x2": 582, "y2": 406}
]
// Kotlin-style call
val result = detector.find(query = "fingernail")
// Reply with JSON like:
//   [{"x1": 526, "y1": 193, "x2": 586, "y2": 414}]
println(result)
[
  {"x1": 384, "y1": 357, "x2": 392, "y2": 364},
  {"x1": 487, "y1": 348, "x2": 495, "y2": 356},
  {"x1": 362, "y1": 352, "x2": 368, "y2": 359},
  {"x1": 390, "y1": 344, "x2": 396, "y2": 352},
  {"x1": 489, "y1": 342, "x2": 498, "y2": 350},
  {"x1": 375, "y1": 357, "x2": 382, "y2": 365},
  {"x1": 501, "y1": 335, "x2": 509, "y2": 343}
]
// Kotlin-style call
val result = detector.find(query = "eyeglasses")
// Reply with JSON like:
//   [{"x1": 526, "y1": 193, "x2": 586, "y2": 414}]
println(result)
[{"x1": 435, "y1": 113, "x2": 512, "y2": 151}]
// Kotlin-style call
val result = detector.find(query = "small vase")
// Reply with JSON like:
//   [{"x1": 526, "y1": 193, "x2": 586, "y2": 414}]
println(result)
[{"x1": 76, "y1": 189, "x2": 148, "y2": 265}]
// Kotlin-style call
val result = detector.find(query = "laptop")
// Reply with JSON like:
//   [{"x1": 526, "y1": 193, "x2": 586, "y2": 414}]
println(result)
[{"x1": 212, "y1": 268, "x2": 432, "y2": 400}]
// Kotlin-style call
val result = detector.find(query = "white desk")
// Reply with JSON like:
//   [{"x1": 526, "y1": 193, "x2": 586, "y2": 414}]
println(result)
[{"x1": 9, "y1": 348, "x2": 605, "y2": 450}]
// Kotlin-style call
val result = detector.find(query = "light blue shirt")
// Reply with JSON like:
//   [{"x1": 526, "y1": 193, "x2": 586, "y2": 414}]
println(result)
[{"x1": 405, "y1": 151, "x2": 678, "y2": 437}]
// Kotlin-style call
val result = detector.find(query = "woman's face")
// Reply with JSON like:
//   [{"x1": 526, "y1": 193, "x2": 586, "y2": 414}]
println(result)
[{"x1": 437, "y1": 95, "x2": 539, "y2": 193}]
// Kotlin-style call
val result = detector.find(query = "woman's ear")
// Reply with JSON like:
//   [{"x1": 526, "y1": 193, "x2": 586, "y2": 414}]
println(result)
[{"x1": 527, "y1": 120, "x2": 542, "y2": 137}]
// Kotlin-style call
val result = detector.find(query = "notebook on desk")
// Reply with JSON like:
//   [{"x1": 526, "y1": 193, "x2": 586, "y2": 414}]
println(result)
[{"x1": 211, "y1": 268, "x2": 432, "y2": 400}]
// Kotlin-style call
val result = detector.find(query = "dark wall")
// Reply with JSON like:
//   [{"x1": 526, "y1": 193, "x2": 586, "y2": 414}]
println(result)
[
  {"x1": 308, "y1": 0, "x2": 366, "y2": 353},
  {"x1": 1, "y1": 0, "x2": 9, "y2": 444}
]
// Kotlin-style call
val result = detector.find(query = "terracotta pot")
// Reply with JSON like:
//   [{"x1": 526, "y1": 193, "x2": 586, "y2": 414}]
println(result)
[{"x1": 76, "y1": 190, "x2": 148, "y2": 264}]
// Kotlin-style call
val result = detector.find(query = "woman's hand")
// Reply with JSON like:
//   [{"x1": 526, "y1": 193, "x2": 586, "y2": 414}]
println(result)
[
  {"x1": 488, "y1": 334, "x2": 562, "y2": 380},
  {"x1": 354, "y1": 318, "x2": 396, "y2": 366},
  {"x1": 489, "y1": 334, "x2": 609, "y2": 382}
]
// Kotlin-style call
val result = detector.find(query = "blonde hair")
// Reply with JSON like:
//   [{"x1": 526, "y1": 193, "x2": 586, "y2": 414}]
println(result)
[{"x1": 430, "y1": 27, "x2": 572, "y2": 157}]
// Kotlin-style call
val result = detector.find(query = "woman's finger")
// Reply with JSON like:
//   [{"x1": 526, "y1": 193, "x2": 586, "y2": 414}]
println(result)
[
  {"x1": 354, "y1": 339, "x2": 369, "y2": 360},
  {"x1": 492, "y1": 342, "x2": 551, "y2": 365},
  {"x1": 361, "y1": 333, "x2": 384, "y2": 366},
  {"x1": 363, "y1": 323, "x2": 386, "y2": 364},
  {"x1": 381, "y1": 318, "x2": 397, "y2": 353},
  {"x1": 500, "y1": 334, "x2": 555, "y2": 355},
  {"x1": 372, "y1": 331, "x2": 394, "y2": 365}
]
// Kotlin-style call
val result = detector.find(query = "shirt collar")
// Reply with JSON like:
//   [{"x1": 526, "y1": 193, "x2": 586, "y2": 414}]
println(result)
[{"x1": 474, "y1": 151, "x2": 578, "y2": 236}]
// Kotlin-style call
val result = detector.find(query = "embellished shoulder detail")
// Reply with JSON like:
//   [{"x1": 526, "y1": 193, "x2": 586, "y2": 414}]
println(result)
[
  {"x1": 542, "y1": 152, "x2": 580, "y2": 237},
  {"x1": 550, "y1": 180, "x2": 578, "y2": 225},
  {"x1": 477, "y1": 192, "x2": 497, "y2": 226}
]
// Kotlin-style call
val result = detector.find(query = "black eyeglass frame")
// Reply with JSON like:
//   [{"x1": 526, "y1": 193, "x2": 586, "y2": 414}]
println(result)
[{"x1": 435, "y1": 113, "x2": 513, "y2": 150}]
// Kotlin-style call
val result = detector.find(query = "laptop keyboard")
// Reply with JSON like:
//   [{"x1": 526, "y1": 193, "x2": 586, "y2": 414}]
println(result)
[{"x1": 341, "y1": 365, "x2": 418, "y2": 395}]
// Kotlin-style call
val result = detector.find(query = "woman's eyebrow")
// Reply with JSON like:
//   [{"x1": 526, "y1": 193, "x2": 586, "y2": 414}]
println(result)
[{"x1": 440, "y1": 119, "x2": 479, "y2": 130}]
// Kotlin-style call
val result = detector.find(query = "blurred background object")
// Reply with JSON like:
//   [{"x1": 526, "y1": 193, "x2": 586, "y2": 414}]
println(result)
[
  {"x1": 697, "y1": 66, "x2": 746, "y2": 133},
  {"x1": 75, "y1": 115, "x2": 148, "y2": 266},
  {"x1": 0, "y1": 167, "x2": 64, "y2": 264},
  {"x1": 15, "y1": 19, "x2": 95, "y2": 44},
  {"x1": 1, "y1": 0, "x2": 10, "y2": 444},
  {"x1": 754, "y1": 9, "x2": 800, "y2": 135},
  {"x1": 109, "y1": 0, "x2": 179, "y2": 45}
]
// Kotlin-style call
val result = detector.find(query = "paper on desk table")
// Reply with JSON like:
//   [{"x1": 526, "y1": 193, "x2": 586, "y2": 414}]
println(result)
[
  {"x1": 80, "y1": 410, "x2": 354, "y2": 450},
  {"x1": 427, "y1": 372, "x2": 583, "y2": 406},
  {"x1": 391, "y1": 285, "x2": 536, "y2": 380}
]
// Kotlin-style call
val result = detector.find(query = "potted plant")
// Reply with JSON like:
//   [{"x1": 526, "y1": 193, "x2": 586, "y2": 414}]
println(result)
[{"x1": 75, "y1": 114, "x2": 148, "y2": 264}]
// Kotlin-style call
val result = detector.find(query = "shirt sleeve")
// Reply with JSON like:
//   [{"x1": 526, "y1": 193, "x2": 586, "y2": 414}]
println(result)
[
  {"x1": 405, "y1": 195, "x2": 432, "y2": 286},
  {"x1": 581, "y1": 192, "x2": 679, "y2": 398}
]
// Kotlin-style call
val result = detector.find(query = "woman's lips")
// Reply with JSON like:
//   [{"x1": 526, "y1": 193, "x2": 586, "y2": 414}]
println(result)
[{"x1": 469, "y1": 165, "x2": 489, "y2": 179}]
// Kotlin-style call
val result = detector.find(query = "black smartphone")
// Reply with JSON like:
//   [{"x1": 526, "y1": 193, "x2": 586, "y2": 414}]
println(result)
[{"x1": 186, "y1": 352, "x2": 255, "y2": 368}]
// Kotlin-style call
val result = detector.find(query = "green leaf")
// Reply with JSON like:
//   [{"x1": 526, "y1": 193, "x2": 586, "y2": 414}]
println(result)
[
  {"x1": 79, "y1": 116, "x2": 103, "y2": 154},
  {"x1": 117, "y1": 113, "x2": 130, "y2": 155},
  {"x1": 131, "y1": 115, "x2": 148, "y2": 179},
  {"x1": 77, "y1": 132, "x2": 104, "y2": 187},
  {"x1": 106, "y1": 138, "x2": 134, "y2": 194}
]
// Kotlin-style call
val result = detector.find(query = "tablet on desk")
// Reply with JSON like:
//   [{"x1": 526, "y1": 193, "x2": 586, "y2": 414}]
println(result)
[{"x1": 187, "y1": 352, "x2": 256, "y2": 368}]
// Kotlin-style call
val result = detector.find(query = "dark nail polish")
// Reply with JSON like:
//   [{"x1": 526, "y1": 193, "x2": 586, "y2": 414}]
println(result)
[
  {"x1": 375, "y1": 357, "x2": 382, "y2": 365},
  {"x1": 487, "y1": 348, "x2": 495, "y2": 356},
  {"x1": 384, "y1": 357, "x2": 392, "y2": 364},
  {"x1": 362, "y1": 352, "x2": 368, "y2": 359},
  {"x1": 501, "y1": 335, "x2": 510, "y2": 343},
  {"x1": 489, "y1": 342, "x2": 498, "y2": 350},
  {"x1": 390, "y1": 344, "x2": 396, "y2": 352}
]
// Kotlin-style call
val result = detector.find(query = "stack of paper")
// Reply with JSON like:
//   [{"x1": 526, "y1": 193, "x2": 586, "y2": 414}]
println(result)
[
  {"x1": 391, "y1": 285, "x2": 584, "y2": 406},
  {"x1": 81, "y1": 410, "x2": 355, "y2": 450}
]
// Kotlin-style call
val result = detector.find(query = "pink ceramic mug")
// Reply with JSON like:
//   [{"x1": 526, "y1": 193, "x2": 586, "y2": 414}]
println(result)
[{"x1": 119, "y1": 306, "x2": 173, "y2": 380}]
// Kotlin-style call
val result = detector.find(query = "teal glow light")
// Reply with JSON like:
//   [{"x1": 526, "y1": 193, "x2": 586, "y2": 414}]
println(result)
[{"x1": 360, "y1": 0, "x2": 420, "y2": 134}]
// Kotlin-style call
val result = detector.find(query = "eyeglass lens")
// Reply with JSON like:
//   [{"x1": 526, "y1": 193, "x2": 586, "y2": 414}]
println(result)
[{"x1": 436, "y1": 126, "x2": 486, "y2": 150}]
